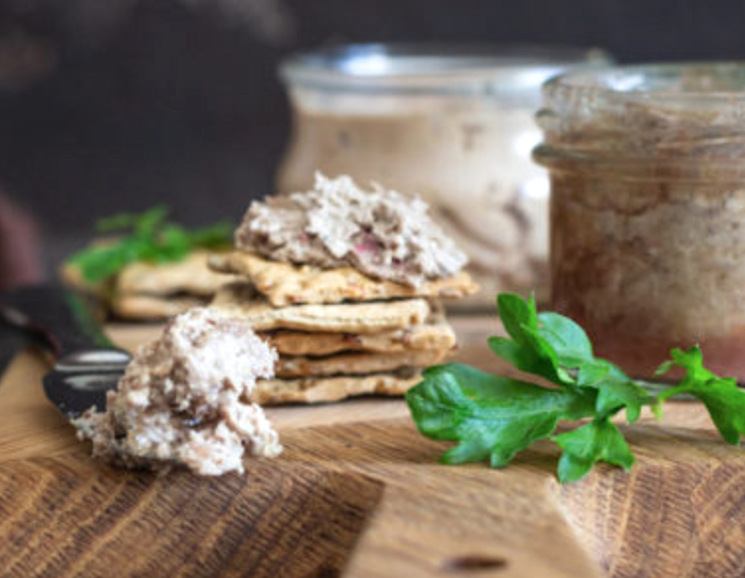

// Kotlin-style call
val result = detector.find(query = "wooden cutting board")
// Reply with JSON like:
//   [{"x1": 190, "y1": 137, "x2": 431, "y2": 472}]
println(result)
[{"x1": 0, "y1": 317, "x2": 744, "y2": 578}]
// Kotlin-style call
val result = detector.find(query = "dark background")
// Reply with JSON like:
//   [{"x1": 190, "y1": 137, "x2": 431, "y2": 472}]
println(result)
[{"x1": 0, "y1": 0, "x2": 744, "y2": 271}]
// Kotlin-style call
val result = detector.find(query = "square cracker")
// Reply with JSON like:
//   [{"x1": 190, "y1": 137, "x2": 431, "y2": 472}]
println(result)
[
  {"x1": 208, "y1": 251, "x2": 478, "y2": 307},
  {"x1": 266, "y1": 316, "x2": 455, "y2": 356},
  {"x1": 117, "y1": 250, "x2": 236, "y2": 297},
  {"x1": 62, "y1": 249, "x2": 236, "y2": 321},
  {"x1": 276, "y1": 348, "x2": 450, "y2": 378},
  {"x1": 211, "y1": 282, "x2": 431, "y2": 333},
  {"x1": 111, "y1": 294, "x2": 207, "y2": 320},
  {"x1": 253, "y1": 373, "x2": 421, "y2": 405},
  {"x1": 62, "y1": 249, "x2": 234, "y2": 298}
]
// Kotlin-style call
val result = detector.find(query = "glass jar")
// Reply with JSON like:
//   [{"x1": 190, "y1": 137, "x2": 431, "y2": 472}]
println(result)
[
  {"x1": 277, "y1": 44, "x2": 610, "y2": 310},
  {"x1": 534, "y1": 62, "x2": 745, "y2": 380}
]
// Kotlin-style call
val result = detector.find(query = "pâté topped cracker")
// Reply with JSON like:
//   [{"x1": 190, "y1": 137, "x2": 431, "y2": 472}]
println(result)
[{"x1": 209, "y1": 173, "x2": 477, "y2": 404}]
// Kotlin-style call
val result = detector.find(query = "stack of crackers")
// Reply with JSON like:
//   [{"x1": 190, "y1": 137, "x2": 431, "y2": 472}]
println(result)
[
  {"x1": 208, "y1": 251, "x2": 478, "y2": 404},
  {"x1": 62, "y1": 250, "x2": 237, "y2": 321}
]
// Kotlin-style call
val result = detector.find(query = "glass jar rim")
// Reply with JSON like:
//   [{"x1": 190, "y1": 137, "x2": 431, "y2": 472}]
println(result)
[
  {"x1": 280, "y1": 43, "x2": 610, "y2": 96},
  {"x1": 535, "y1": 62, "x2": 745, "y2": 180},
  {"x1": 544, "y1": 61, "x2": 745, "y2": 104}
]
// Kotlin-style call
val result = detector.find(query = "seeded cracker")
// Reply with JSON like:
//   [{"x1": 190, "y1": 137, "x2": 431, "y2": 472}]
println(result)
[
  {"x1": 254, "y1": 373, "x2": 422, "y2": 405},
  {"x1": 117, "y1": 250, "x2": 236, "y2": 297},
  {"x1": 112, "y1": 293, "x2": 207, "y2": 320},
  {"x1": 64, "y1": 249, "x2": 238, "y2": 321},
  {"x1": 209, "y1": 251, "x2": 477, "y2": 307},
  {"x1": 211, "y1": 282, "x2": 431, "y2": 334},
  {"x1": 266, "y1": 317, "x2": 455, "y2": 356},
  {"x1": 275, "y1": 348, "x2": 450, "y2": 378}
]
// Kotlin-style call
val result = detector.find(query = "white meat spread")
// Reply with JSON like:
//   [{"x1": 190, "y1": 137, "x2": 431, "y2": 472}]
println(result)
[
  {"x1": 235, "y1": 173, "x2": 468, "y2": 287},
  {"x1": 74, "y1": 308, "x2": 281, "y2": 475}
]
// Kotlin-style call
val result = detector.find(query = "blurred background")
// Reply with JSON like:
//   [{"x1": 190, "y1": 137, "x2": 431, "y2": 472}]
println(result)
[{"x1": 0, "y1": 0, "x2": 743, "y2": 281}]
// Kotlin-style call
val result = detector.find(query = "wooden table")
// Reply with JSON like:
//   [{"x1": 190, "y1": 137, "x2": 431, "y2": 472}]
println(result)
[{"x1": 0, "y1": 317, "x2": 743, "y2": 578}]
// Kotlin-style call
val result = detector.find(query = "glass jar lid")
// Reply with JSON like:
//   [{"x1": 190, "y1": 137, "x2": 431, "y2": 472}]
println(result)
[{"x1": 280, "y1": 43, "x2": 610, "y2": 99}]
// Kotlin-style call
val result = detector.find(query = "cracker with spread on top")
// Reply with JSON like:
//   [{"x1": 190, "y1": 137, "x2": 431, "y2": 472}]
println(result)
[
  {"x1": 209, "y1": 251, "x2": 478, "y2": 307},
  {"x1": 205, "y1": 174, "x2": 476, "y2": 405}
]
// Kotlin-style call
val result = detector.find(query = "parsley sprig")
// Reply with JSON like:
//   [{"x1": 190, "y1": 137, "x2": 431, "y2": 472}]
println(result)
[
  {"x1": 406, "y1": 293, "x2": 745, "y2": 483},
  {"x1": 67, "y1": 206, "x2": 233, "y2": 283}
]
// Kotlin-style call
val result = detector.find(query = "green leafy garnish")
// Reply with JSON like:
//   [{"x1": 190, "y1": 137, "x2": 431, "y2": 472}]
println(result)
[
  {"x1": 406, "y1": 293, "x2": 745, "y2": 483},
  {"x1": 553, "y1": 418, "x2": 635, "y2": 483},
  {"x1": 656, "y1": 347, "x2": 745, "y2": 444},
  {"x1": 67, "y1": 206, "x2": 233, "y2": 283},
  {"x1": 407, "y1": 364, "x2": 595, "y2": 468}
]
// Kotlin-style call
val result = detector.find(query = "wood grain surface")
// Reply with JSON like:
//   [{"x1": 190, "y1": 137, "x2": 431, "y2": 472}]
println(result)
[{"x1": 0, "y1": 317, "x2": 743, "y2": 578}]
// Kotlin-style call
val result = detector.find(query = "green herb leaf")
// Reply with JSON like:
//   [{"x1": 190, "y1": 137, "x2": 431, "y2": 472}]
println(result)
[
  {"x1": 552, "y1": 418, "x2": 636, "y2": 483},
  {"x1": 488, "y1": 294, "x2": 569, "y2": 385},
  {"x1": 407, "y1": 292, "x2": 743, "y2": 484},
  {"x1": 96, "y1": 205, "x2": 168, "y2": 234},
  {"x1": 490, "y1": 294, "x2": 650, "y2": 422},
  {"x1": 593, "y1": 376, "x2": 649, "y2": 423},
  {"x1": 186, "y1": 222, "x2": 234, "y2": 247},
  {"x1": 405, "y1": 363, "x2": 596, "y2": 468},
  {"x1": 657, "y1": 346, "x2": 745, "y2": 444},
  {"x1": 536, "y1": 311, "x2": 593, "y2": 363},
  {"x1": 67, "y1": 206, "x2": 233, "y2": 283}
]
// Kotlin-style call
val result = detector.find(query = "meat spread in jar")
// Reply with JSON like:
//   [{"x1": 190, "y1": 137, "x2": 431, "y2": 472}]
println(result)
[{"x1": 535, "y1": 63, "x2": 745, "y2": 380}]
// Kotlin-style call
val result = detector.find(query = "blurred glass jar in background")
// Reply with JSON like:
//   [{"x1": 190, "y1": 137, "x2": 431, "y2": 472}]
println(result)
[
  {"x1": 277, "y1": 44, "x2": 610, "y2": 310},
  {"x1": 535, "y1": 62, "x2": 745, "y2": 381}
]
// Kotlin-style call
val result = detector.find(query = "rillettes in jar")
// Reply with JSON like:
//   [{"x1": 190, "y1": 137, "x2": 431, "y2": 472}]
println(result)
[
  {"x1": 534, "y1": 63, "x2": 745, "y2": 380},
  {"x1": 278, "y1": 44, "x2": 610, "y2": 309}
]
